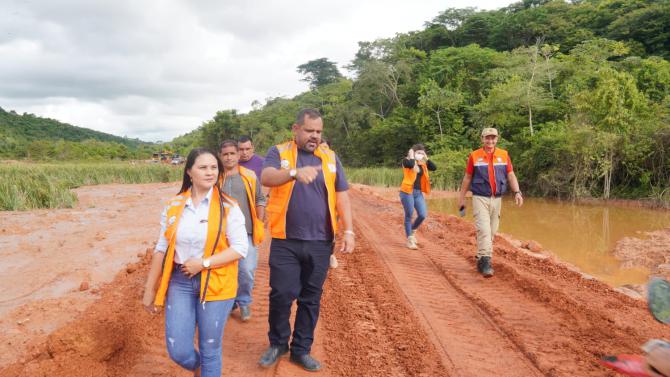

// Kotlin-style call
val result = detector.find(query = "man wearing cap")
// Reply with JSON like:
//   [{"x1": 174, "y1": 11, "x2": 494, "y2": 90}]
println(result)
[{"x1": 457, "y1": 127, "x2": 523, "y2": 277}]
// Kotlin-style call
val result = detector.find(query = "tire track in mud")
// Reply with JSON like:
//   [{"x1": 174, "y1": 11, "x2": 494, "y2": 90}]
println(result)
[
  {"x1": 350, "y1": 188, "x2": 670, "y2": 377},
  {"x1": 351, "y1": 194, "x2": 544, "y2": 377},
  {"x1": 320, "y1": 231, "x2": 450, "y2": 377},
  {"x1": 421, "y1": 219, "x2": 670, "y2": 376}
]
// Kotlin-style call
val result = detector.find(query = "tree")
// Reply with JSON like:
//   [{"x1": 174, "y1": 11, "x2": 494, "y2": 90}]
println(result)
[
  {"x1": 417, "y1": 79, "x2": 463, "y2": 139},
  {"x1": 352, "y1": 60, "x2": 404, "y2": 119},
  {"x1": 297, "y1": 58, "x2": 343, "y2": 90},
  {"x1": 199, "y1": 110, "x2": 241, "y2": 150}
]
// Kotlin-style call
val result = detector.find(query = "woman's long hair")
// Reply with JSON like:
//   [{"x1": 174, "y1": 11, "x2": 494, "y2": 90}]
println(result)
[{"x1": 178, "y1": 147, "x2": 224, "y2": 194}]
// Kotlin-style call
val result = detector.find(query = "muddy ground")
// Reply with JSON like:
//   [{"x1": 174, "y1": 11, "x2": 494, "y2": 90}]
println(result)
[
  {"x1": 1, "y1": 182, "x2": 669, "y2": 377},
  {"x1": 614, "y1": 228, "x2": 670, "y2": 275}
]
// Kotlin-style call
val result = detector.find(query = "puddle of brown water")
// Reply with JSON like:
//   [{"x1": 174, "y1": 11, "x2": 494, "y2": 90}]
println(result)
[{"x1": 428, "y1": 197, "x2": 670, "y2": 286}]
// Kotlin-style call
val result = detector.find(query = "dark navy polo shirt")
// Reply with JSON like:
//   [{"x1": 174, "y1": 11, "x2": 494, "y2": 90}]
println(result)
[{"x1": 263, "y1": 146, "x2": 349, "y2": 241}]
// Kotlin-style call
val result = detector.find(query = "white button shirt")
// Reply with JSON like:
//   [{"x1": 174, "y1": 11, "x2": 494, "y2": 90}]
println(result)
[{"x1": 155, "y1": 187, "x2": 248, "y2": 263}]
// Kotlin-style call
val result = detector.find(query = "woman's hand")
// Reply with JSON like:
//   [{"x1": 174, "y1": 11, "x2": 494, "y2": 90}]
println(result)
[
  {"x1": 407, "y1": 149, "x2": 415, "y2": 160},
  {"x1": 182, "y1": 258, "x2": 205, "y2": 278},
  {"x1": 142, "y1": 288, "x2": 160, "y2": 314}
]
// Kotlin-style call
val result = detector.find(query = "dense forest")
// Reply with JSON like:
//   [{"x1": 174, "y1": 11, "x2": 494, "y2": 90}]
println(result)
[
  {"x1": 171, "y1": 0, "x2": 670, "y2": 201},
  {"x1": 0, "y1": 107, "x2": 155, "y2": 160}
]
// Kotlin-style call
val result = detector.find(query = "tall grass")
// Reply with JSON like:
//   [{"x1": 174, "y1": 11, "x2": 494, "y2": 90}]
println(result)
[
  {"x1": 0, "y1": 162, "x2": 182, "y2": 211},
  {"x1": 346, "y1": 165, "x2": 463, "y2": 191},
  {"x1": 345, "y1": 167, "x2": 402, "y2": 188},
  {"x1": 346, "y1": 149, "x2": 469, "y2": 191}
]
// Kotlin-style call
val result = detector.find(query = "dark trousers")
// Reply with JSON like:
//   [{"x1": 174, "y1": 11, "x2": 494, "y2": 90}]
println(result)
[{"x1": 267, "y1": 238, "x2": 332, "y2": 355}]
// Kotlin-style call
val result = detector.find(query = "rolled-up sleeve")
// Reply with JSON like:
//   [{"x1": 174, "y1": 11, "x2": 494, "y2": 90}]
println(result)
[
  {"x1": 226, "y1": 204, "x2": 249, "y2": 258},
  {"x1": 255, "y1": 178, "x2": 267, "y2": 207},
  {"x1": 154, "y1": 205, "x2": 169, "y2": 253}
]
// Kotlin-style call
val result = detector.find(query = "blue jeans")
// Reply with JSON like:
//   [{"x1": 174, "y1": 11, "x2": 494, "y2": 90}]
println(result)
[
  {"x1": 165, "y1": 268, "x2": 234, "y2": 377},
  {"x1": 399, "y1": 189, "x2": 427, "y2": 237},
  {"x1": 235, "y1": 234, "x2": 258, "y2": 307}
]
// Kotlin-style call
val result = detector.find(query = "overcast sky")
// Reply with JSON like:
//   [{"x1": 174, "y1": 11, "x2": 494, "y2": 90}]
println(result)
[{"x1": 1, "y1": 0, "x2": 514, "y2": 142}]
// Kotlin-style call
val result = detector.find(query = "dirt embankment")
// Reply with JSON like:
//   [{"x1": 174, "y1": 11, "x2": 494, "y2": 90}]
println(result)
[{"x1": 2, "y1": 183, "x2": 669, "y2": 376}]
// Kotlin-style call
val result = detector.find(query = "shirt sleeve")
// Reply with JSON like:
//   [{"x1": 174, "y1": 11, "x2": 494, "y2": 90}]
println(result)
[
  {"x1": 507, "y1": 155, "x2": 514, "y2": 173},
  {"x1": 465, "y1": 154, "x2": 474, "y2": 175},
  {"x1": 154, "y1": 205, "x2": 169, "y2": 253},
  {"x1": 262, "y1": 146, "x2": 280, "y2": 170},
  {"x1": 426, "y1": 159, "x2": 437, "y2": 171},
  {"x1": 255, "y1": 178, "x2": 267, "y2": 207},
  {"x1": 226, "y1": 204, "x2": 249, "y2": 258},
  {"x1": 335, "y1": 155, "x2": 349, "y2": 192},
  {"x1": 402, "y1": 158, "x2": 415, "y2": 168}
]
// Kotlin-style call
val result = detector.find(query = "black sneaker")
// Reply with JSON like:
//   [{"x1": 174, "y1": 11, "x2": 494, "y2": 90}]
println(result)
[
  {"x1": 290, "y1": 353, "x2": 322, "y2": 372},
  {"x1": 258, "y1": 344, "x2": 289, "y2": 368},
  {"x1": 477, "y1": 256, "x2": 494, "y2": 278}
]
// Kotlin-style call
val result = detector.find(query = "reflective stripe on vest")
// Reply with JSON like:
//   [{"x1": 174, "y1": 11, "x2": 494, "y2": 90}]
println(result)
[
  {"x1": 469, "y1": 148, "x2": 510, "y2": 197},
  {"x1": 266, "y1": 141, "x2": 338, "y2": 239},
  {"x1": 153, "y1": 187, "x2": 238, "y2": 306},
  {"x1": 399, "y1": 163, "x2": 430, "y2": 194}
]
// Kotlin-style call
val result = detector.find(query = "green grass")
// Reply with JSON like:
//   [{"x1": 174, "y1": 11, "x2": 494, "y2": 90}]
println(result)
[
  {"x1": 0, "y1": 162, "x2": 182, "y2": 211},
  {"x1": 346, "y1": 166, "x2": 462, "y2": 191},
  {"x1": 345, "y1": 167, "x2": 403, "y2": 188}
]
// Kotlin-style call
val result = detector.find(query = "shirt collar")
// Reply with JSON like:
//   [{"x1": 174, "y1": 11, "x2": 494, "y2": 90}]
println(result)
[{"x1": 185, "y1": 186, "x2": 213, "y2": 208}]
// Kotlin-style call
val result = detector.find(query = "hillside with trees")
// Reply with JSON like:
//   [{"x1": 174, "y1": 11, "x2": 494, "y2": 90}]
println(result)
[
  {"x1": 0, "y1": 107, "x2": 154, "y2": 160},
  {"x1": 172, "y1": 0, "x2": 670, "y2": 202}
]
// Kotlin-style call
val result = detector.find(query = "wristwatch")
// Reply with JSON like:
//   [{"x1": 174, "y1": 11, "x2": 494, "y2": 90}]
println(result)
[
  {"x1": 514, "y1": 191, "x2": 523, "y2": 196},
  {"x1": 202, "y1": 258, "x2": 211, "y2": 269},
  {"x1": 289, "y1": 168, "x2": 297, "y2": 179}
]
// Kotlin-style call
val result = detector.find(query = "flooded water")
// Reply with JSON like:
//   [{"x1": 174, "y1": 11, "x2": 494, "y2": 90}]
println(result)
[{"x1": 428, "y1": 197, "x2": 670, "y2": 286}]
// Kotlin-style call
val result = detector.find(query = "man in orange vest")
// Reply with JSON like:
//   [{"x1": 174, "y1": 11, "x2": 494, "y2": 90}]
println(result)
[
  {"x1": 258, "y1": 108, "x2": 354, "y2": 372},
  {"x1": 219, "y1": 140, "x2": 266, "y2": 322},
  {"x1": 458, "y1": 127, "x2": 523, "y2": 277}
]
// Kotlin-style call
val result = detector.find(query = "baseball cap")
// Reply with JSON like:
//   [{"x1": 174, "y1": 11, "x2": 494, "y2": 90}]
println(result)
[{"x1": 481, "y1": 127, "x2": 498, "y2": 137}]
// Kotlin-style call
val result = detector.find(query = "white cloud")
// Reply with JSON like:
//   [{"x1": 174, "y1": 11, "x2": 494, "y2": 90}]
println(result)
[{"x1": 0, "y1": 0, "x2": 514, "y2": 141}]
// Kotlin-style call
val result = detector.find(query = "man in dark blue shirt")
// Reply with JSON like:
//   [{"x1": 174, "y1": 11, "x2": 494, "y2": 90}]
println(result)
[{"x1": 258, "y1": 108, "x2": 354, "y2": 372}]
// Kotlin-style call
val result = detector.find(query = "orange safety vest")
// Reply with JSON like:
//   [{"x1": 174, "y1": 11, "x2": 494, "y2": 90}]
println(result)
[
  {"x1": 153, "y1": 187, "x2": 238, "y2": 306},
  {"x1": 469, "y1": 148, "x2": 510, "y2": 197},
  {"x1": 266, "y1": 141, "x2": 338, "y2": 239},
  {"x1": 220, "y1": 166, "x2": 265, "y2": 246},
  {"x1": 400, "y1": 162, "x2": 431, "y2": 194}
]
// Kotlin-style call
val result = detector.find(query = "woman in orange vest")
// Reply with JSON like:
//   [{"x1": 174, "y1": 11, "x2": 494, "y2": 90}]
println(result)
[
  {"x1": 399, "y1": 144, "x2": 437, "y2": 249},
  {"x1": 142, "y1": 147, "x2": 249, "y2": 377}
]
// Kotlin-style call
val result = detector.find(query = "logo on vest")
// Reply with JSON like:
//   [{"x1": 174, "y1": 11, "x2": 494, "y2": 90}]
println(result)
[
  {"x1": 497, "y1": 157, "x2": 502, "y2": 162},
  {"x1": 280, "y1": 159, "x2": 290, "y2": 169},
  {"x1": 327, "y1": 163, "x2": 336, "y2": 173},
  {"x1": 477, "y1": 157, "x2": 484, "y2": 162}
]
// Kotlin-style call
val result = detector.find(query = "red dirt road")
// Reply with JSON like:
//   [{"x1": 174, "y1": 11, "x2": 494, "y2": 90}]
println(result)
[{"x1": 1, "y1": 183, "x2": 668, "y2": 376}]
